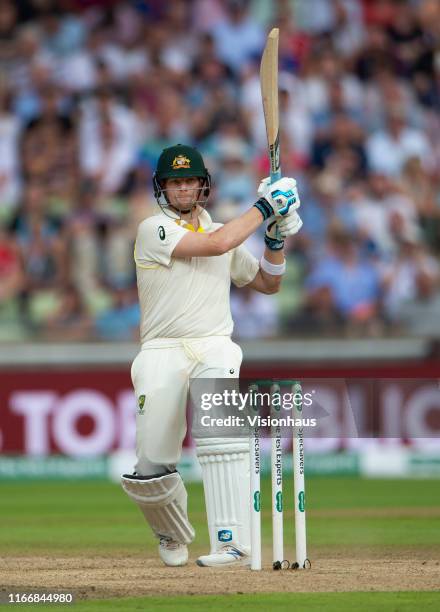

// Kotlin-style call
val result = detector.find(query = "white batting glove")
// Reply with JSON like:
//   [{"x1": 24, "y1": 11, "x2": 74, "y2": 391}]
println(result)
[
  {"x1": 277, "y1": 210, "x2": 303, "y2": 237},
  {"x1": 257, "y1": 176, "x2": 271, "y2": 198},
  {"x1": 254, "y1": 176, "x2": 300, "y2": 220}
]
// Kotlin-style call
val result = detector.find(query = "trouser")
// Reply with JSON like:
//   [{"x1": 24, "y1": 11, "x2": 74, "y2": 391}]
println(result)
[{"x1": 130, "y1": 336, "x2": 250, "y2": 552}]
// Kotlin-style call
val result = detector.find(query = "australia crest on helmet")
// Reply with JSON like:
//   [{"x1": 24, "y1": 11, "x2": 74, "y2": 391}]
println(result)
[{"x1": 172, "y1": 155, "x2": 191, "y2": 170}]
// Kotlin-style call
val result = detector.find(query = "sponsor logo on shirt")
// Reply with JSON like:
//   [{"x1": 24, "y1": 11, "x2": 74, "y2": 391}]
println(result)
[{"x1": 138, "y1": 395, "x2": 146, "y2": 415}]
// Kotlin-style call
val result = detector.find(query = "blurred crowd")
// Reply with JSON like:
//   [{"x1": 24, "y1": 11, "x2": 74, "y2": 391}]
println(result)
[{"x1": 0, "y1": 0, "x2": 439, "y2": 342}]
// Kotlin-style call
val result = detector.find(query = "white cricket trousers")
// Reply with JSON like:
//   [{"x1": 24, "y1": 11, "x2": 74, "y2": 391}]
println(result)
[{"x1": 130, "y1": 336, "x2": 243, "y2": 472}]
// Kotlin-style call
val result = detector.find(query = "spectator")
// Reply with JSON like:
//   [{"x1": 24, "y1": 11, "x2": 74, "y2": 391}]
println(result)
[
  {"x1": 10, "y1": 181, "x2": 67, "y2": 293},
  {"x1": 350, "y1": 171, "x2": 419, "y2": 258},
  {"x1": 399, "y1": 268, "x2": 440, "y2": 336},
  {"x1": 95, "y1": 285, "x2": 140, "y2": 341},
  {"x1": 277, "y1": 8, "x2": 312, "y2": 73},
  {"x1": 22, "y1": 83, "x2": 77, "y2": 210},
  {"x1": 0, "y1": 223, "x2": 25, "y2": 339},
  {"x1": 385, "y1": 1, "x2": 427, "y2": 80},
  {"x1": 67, "y1": 179, "x2": 111, "y2": 294},
  {"x1": 363, "y1": 68, "x2": 416, "y2": 132},
  {"x1": 380, "y1": 237, "x2": 439, "y2": 326},
  {"x1": 0, "y1": 0, "x2": 436, "y2": 342},
  {"x1": 302, "y1": 46, "x2": 364, "y2": 117},
  {"x1": 37, "y1": 5, "x2": 85, "y2": 58},
  {"x1": 366, "y1": 104, "x2": 433, "y2": 176},
  {"x1": 331, "y1": 0, "x2": 366, "y2": 58},
  {"x1": 294, "y1": 0, "x2": 336, "y2": 35},
  {"x1": 43, "y1": 284, "x2": 92, "y2": 341},
  {"x1": 278, "y1": 74, "x2": 313, "y2": 163},
  {"x1": 0, "y1": 224, "x2": 24, "y2": 303},
  {"x1": 0, "y1": 0, "x2": 19, "y2": 72},
  {"x1": 102, "y1": 217, "x2": 136, "y2": 290},
  {"x1": 0, "y1": 84, "x2": 20, "y2": 217},
  {"x1": 231, "y1": 285, "x2": 278, "y2": 339},
  {"x1": 296, "y1": 171, "x2": 358, "y2": 264},
  {"x1": 354, "y1": 24, "x2": 392, "y2": 82},
  {"x1": 311, "y1": 78, "x2": 364, "y2": 132},
  {"x1": 160, "y1": 0, "x2": 198, "y2": 74},
  {"x1": 311, "y1": 112, "x2": 367, "y2": 177},
  {"x1": 303, "y1": 227, "x2": 382, "y2": 335},
  {"x1": 137, "y1": 84, "x2": 191, "y2": 166},
  {"x1": 9, "y1": 25, "x2": 42, "y2": 96},
  {"x1": 214, "y1": 137, "x2": 256, "y2": 213},
  {"x1": 192, "y1": 0, "x2": 226, "y2": 33},
  {"x1": 399, "y1": 157, "x2": 440, "y2": 251},
  {"x1": 210, "y1": 0, "x2": 265, "y2": 75},
  {"x1": 79, "y1": 88, "x2": 138, "y2": 195}
]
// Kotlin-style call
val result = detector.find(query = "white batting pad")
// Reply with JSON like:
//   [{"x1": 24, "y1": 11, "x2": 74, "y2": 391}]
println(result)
[
  {"x1": 195, "y1": 438, "x2": 250, "y2": 553},
  {"x1": 121, "y1": 471, "x2": 195, "y2": 544}
]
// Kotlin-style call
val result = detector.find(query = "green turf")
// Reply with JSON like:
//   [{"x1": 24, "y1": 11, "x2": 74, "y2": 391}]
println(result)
[
  {"x1": 2, "y1": 477, "x2": 440, "y2": 611},
  {"x1": 6, "y1": 592, "x2": 440, "y2": 612},
  {"x1": 1, "y1": 477, "x2": 439, "y2": 555}
]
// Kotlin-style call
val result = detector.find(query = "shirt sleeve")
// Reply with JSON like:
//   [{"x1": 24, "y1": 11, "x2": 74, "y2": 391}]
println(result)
[
  {"x1": 134, "y1": 217, "x2": 187, "y2": 267},
  {"x1": 230, "y1": 243, "x2": 259, "y2": 288}
]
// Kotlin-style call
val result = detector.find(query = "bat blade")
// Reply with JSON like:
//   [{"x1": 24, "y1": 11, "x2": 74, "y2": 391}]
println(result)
[{"x1": 260, "y1": 28, "x2": 281, "y2": 184}]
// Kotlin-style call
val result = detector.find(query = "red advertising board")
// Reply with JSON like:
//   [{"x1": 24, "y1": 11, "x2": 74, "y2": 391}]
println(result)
[
  {"x1": 0, "y1": 370, "x2": 133, "y2": 456},
  {"x1": 1, "y1": 364, "x2": 439, "y2": 456}
]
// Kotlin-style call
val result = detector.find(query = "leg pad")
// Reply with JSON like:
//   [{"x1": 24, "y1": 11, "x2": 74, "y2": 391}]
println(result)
[{"x1": 121, "y1": 471, "x2": 195, "y2": 544}]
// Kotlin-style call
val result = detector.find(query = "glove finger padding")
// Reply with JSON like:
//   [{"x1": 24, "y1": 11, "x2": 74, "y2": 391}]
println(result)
[{"x1": 277, "y1": 211, "x2": 303, "y2": 237}]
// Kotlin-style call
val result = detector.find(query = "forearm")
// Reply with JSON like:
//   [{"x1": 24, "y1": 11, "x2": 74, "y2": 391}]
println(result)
[
  {"x1": 263, "y1": 245, "x2": 284, "y2": 265},
  {"x1": 173, "y1": 205, "x2": 265, "y2": 258},
  {"x1": 246, "y1": 246, "x2": 285, "y2": 294},
  {"x1": 260, "y1": 246, "x2": 285, "y2": 292},
  {"x1": 173, "y1": 175, "x2": 300, "y2": 258},
  {"x1": 213, "y1": 207, "x2": 263, "y2": 252}
]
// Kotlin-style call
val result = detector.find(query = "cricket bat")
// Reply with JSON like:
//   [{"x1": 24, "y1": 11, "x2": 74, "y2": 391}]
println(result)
[{"x1": 260, "y1": 28, "x2": 281, "y2": 185}]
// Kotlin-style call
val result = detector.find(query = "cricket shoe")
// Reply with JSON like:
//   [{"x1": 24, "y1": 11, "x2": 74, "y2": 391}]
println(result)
[
  {"x1": 158, "y1": 536, "x2": 188, "y2": 567},
  {"x1": 196, "y1": 545, "x2": 250, "y2": 567}
]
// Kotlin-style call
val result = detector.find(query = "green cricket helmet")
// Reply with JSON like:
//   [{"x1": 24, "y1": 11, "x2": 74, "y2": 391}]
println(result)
[{"x1": 153, "y1": 144, "x2": 211, "y2": 204}]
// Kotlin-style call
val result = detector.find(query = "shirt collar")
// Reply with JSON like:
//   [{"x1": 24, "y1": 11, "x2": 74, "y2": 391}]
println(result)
[{"x1": 158, "y1": 206, "x2": 213, "y2": 231}]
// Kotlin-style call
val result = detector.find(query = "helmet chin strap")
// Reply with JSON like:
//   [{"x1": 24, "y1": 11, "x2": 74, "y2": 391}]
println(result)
[
  {"x1": 168, "y1": 204, "x2": 197, "y2": 215},
  {"x1": 166, "y1": 184, "x2": 205, "y2": 219}
]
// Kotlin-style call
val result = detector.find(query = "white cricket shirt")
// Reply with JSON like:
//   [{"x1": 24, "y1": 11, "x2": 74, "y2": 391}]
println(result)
[{"x1": 134, "y1": 208, "x2": 259, "y2": 341}]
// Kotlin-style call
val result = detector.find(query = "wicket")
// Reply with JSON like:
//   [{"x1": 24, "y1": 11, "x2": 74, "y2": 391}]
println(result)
[{"x1": 249, "y1": 379, "x2": 311, "y2": 571}]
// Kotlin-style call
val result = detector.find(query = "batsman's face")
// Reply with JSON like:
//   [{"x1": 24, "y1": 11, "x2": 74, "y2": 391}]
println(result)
[{"x1": 164, "y1": 177, "x2": 202, "y2": 209}]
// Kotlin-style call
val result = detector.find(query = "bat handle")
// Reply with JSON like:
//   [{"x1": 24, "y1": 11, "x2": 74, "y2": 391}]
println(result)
[
  {"x1": 269, "y1": 168, "x2": 283, "y2": 241},
  {"x1": 270, "y1": 169, "x2": 282, "y2": 185}
]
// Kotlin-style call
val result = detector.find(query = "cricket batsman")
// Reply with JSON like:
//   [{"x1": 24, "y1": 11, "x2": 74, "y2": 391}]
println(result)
[{"x1": 121, "y1": 144, "x2": 302, "y2": 567}]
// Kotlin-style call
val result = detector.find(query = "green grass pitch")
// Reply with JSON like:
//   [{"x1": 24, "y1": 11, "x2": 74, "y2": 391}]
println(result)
[{"x1": 2, "y1": 476, "x2": 440, "y2": 610}]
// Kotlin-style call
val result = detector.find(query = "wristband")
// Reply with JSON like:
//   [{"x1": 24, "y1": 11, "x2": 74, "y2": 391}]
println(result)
[
  {"x1": 253, "y1": 197, "x2": 272, "y2": 221},
  {"x1": 260, "y1": 256, "x2": 286, "y2": 276},
  {"x1": 264, "y1": 233, "x2": 284, "y2": 251}
]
